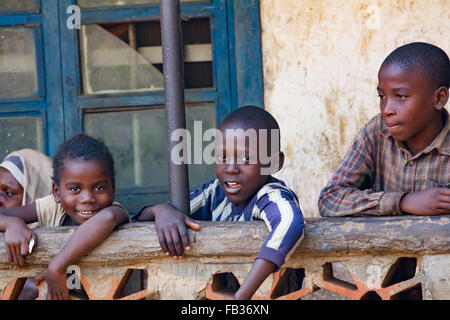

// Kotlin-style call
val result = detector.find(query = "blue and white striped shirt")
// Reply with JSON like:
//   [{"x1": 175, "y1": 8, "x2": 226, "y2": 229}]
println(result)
[{"x1": 189, "y1": 176, "x2": 305, "y2": 270}]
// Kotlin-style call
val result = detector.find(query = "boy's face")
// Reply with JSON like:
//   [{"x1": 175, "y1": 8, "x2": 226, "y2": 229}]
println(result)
[
  {"x1": 52, "y1": 158, "x2": 115, "y2": 225},
  {"x1": 0, "y1": 167, "x2": 23, "y2": 209},
  {"x1": 215, "y1": 122, "x2": 282, "y2": 204},
  {"x1": 377, "y1": 63, "x2": 442, "y2": 148}
]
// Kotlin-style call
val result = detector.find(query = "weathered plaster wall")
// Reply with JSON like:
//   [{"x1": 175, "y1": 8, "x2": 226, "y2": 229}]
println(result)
[{"x1": 260, "y1": 0, "x2": 450, "y2": 218}]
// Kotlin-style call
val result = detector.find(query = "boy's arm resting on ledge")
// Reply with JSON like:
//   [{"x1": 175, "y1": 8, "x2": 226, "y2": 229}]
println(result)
[
  {"x1": 136, "y1": 203, "x2": 200, "y2": 258},
  {"x1": 318, "y1": 124, "x2": 407, "y2": 217},
  {"x1": 34, "y1": 205, "x2": 128, "y2": 300},
  {"x1": 318, "y1": 118, "x2": 450, "y2": 217},
  {"x1": 0, "y1": 204, "x2": 38, "y2": 267},
  {"x1": 319, "y1": 183, "x2": 407, "y2": 217},
  {"x1": 319, "y1": 165, "x2": 450, "y2": 217},
  {"x1": 234, "y1": 259, "x2": 277, "y2": 300}
]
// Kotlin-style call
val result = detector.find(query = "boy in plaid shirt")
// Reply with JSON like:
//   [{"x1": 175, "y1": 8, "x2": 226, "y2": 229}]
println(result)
[{"x1": 319, "y1": 42, "x2": 450, "y2": 217}]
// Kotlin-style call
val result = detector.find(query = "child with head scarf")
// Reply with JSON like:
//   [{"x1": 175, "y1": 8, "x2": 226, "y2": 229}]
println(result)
[{"x1": 0, "y1": 149, "x2": 53, "y2": 210}]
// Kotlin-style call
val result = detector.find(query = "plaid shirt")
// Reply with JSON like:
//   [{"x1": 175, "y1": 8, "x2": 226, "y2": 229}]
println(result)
[{"x1": 319, "y1": 109, "x2": 450, "y2": 217}]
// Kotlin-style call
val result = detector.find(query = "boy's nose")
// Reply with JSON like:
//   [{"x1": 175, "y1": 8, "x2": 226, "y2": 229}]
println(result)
[
  {"x1": 80, "y1": 191, "x2": 95, "y2": 203},
  {"x1": 225, "y1": 163, "x2": 240, "y2": 174},
  {"x1": 382, "y1": 99, "x2": 396, "y2": 116}
]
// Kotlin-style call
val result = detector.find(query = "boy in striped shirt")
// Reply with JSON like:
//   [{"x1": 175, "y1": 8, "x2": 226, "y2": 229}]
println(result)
[{"x1": 137, "y1": 106, "x2": 305, "y2": 300}]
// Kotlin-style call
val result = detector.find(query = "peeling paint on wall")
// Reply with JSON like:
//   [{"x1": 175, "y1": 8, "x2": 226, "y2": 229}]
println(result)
[{"x1": 260, "y1": 0, "x2": 450, "y2": 218}]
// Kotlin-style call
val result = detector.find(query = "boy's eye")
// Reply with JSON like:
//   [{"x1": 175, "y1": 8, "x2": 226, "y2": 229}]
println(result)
[
  {"x1": 378, "y1": 94, "x2": 385, "y2": 99},
  {"x1": 396, "y1": 94, "x2": 406, "y2": 99},
  {"x1": 70, "y1": 186, "x2": 80, "y2": 192},
  {"x1": 95, "y1": 185, "x2": 105, "y2": 191},
  {"x1": 5, "y1": 190, "x2": 14, "y2": 197},
  {"x1": 238, "y1": 155, "x2": 250, "y2": 163},
  {"x1": 216, "y1": 154, "x2": 226, "y2": 163}
]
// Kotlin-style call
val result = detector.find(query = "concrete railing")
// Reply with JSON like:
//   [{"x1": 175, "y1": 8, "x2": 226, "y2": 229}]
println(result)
[{"x1": 1, "y1": 215, "x2": 449, "y2": 300}]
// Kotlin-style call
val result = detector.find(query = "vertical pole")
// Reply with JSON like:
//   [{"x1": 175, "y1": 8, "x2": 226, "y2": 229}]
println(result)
[
  {"x1": 128, "y1": 24, "x2": 142, "y2": 187},
  {"x1": 160, "y1": 0, "x2": 190, "y2": 215}
]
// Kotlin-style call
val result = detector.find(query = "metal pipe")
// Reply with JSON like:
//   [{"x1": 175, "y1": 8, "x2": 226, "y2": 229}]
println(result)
[
  {"x1": 128, "y1": 24, "x2": 143, "y2": 187},
  {"x1": 160, "y1": 0, "x2": 190, "y2": 215}
]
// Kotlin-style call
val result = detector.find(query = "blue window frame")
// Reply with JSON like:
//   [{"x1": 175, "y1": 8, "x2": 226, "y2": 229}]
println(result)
[
  {"x1": 0, "y1": 0, "x2": 64, "y2": 157},
  {"x1": 0, "y1": 0, "x2": 263, "y2": 213}
]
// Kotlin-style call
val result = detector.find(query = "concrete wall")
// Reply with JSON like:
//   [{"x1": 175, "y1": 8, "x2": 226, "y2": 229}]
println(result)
[{"x1": 260, "y1": 0, "x2": 450, "y2": 218}]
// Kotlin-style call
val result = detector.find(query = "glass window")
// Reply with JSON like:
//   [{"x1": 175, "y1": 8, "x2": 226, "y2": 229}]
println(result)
[
  {"x1": 136, "y1": 18, "x2": 213, "y2": 88},
  {"x1": 84, "y1": 103, "x2": 216, "y2": 190},
  {"x1": 0, "y1": 28, "x2": 38, "y2": 99},
  {"x1": 0, "y1": 0, "x2": 39, "y2": 12},
  {"x1": 0, "y1": 115, "x2": 44, "y2": 158},
  {"x1": 79, "y1": 17, "x2": 212, "y2": 95},
  {"x1": 77, "y1": 0, "x2": 205, "y2": 8},
  {"x1": 79, "y1": 24, "x2": 164, "y2": 95}
]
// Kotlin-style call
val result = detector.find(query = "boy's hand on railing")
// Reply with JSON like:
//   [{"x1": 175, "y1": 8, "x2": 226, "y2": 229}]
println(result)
[
  {"x1": 4, "y1": 219, "x2": 36, "y2": 267},
  {"x1": 153, "y1": 203, "x2": 200, "y2": 259},
  {"x1": 34, "y1": 266, "x2": 70, "y2": 300},
  {"x1": 400, "y1": 188, "x2": 450, "y2": 216}
]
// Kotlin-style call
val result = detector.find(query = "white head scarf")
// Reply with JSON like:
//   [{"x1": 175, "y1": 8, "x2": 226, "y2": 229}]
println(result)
[{"x1": 0, "y1": 149, "x2": 53, "y2": 205}]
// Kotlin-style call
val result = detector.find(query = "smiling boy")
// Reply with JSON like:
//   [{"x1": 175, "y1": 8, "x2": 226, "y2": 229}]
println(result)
[
  {"x1": 0, "y1": 134, "x2": 129, "y2": 299},
  {"x1": 319, "y1": 42, "x2": 450, "y2": 217},
  {"x1": 137, "y1": 106, "x2": 305, "y2": 300}
]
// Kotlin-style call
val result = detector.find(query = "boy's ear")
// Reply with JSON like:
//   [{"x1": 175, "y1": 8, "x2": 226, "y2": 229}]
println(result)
[
  {"x1": 52, "y1": 181, "x2": 61, "y2": 203},
  {"x1": 278, "y1": 151, "x2": 285, "y2": 172},
  {"x1": 434, "y1": 86, "x2": 449, "y2": 110}
]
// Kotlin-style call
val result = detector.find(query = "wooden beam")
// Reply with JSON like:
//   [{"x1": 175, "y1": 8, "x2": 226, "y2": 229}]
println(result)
[{"x1": 0, "y1": 215, "x2": 448, "y2": 268}]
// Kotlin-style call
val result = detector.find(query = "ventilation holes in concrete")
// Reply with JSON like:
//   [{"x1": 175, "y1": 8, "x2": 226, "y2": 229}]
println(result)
[
  {"x1": 211, "y1": 272, "x2": 240, "y2": 297},
  {"x1": 360, "y1": 291, "x2": 382, "y2": 300},
  {"x1": 382, "y1": 257, "x2": 417, "y2": 288},
  {"x1": 391, "y1": 284, "x2": 422, "y2": 300},
  {"x1": 114, "y1": 269, "x2": 148, "y2": 299},
  {"x1": 323, "y1": 262, "x2": 357, "y2": 291},
  {"x1": 8, "y1": 278, "x2": 28, "y2": 300},
  {"x1": 271, "y1": 268, "x2": 305, "y2": 299}
]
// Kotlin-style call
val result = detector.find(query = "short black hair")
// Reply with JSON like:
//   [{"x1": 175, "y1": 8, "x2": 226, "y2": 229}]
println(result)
[
  {"x1": 381, "y1": 42, "x2": 450, "y2": 89},
  {"x1": 219, "y1": 105, "x2": 281, "y2": 151},
  {"x1": 52, "y1": 133, "x2": 115, "y2": 186},
  {"x1": 219, "y1": 106, "x2": 280, "y2": 132}
]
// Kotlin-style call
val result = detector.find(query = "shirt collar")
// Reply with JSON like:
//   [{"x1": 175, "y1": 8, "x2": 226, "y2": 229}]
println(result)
[
  {"x1": 381, "y1": 109, "x2": 450, "y2": 156},
  {"x1": 229, "y1": 176, "x2": 277, "y2": 217}
]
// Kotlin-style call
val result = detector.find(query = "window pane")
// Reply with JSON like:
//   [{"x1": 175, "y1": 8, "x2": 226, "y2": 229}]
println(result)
[
  {"x1": 0, "y1": 115, "x2": 44, "y2": 158},
  {"x1": 77, "y1": 0, "x2": 206, "y2": 8},
  {"x1": 135, "y1": 18, "x2": 213, "y2": 88},
  {"x1": 0, "y1": 28, "x2": 38, "y2": 99},
  {"x1": 0, "y1": 0, "x2": 39, "y2": 12},
  {"x1": 84, "y1": 104, "x2": 216, "y2": 190},
  {"x1": 79, "y1": 18, "x2": 212, "y2": 95},
  {"x1": 79, "y1": 24, "x2": 164, "y2": 94}
]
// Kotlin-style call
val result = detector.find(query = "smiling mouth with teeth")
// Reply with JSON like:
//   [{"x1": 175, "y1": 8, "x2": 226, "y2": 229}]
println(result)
[
  {"x1": 80, "y1": 210, "x2": 95, "y2": 215},
  {"x1": 226, "y1": 182, "x2": 242, "y2": 187}
]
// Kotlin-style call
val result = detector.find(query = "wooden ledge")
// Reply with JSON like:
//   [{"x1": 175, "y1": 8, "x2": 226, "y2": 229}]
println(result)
[{"x1": 0, "y1": 215, "x2": 449, "y2": 268}]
